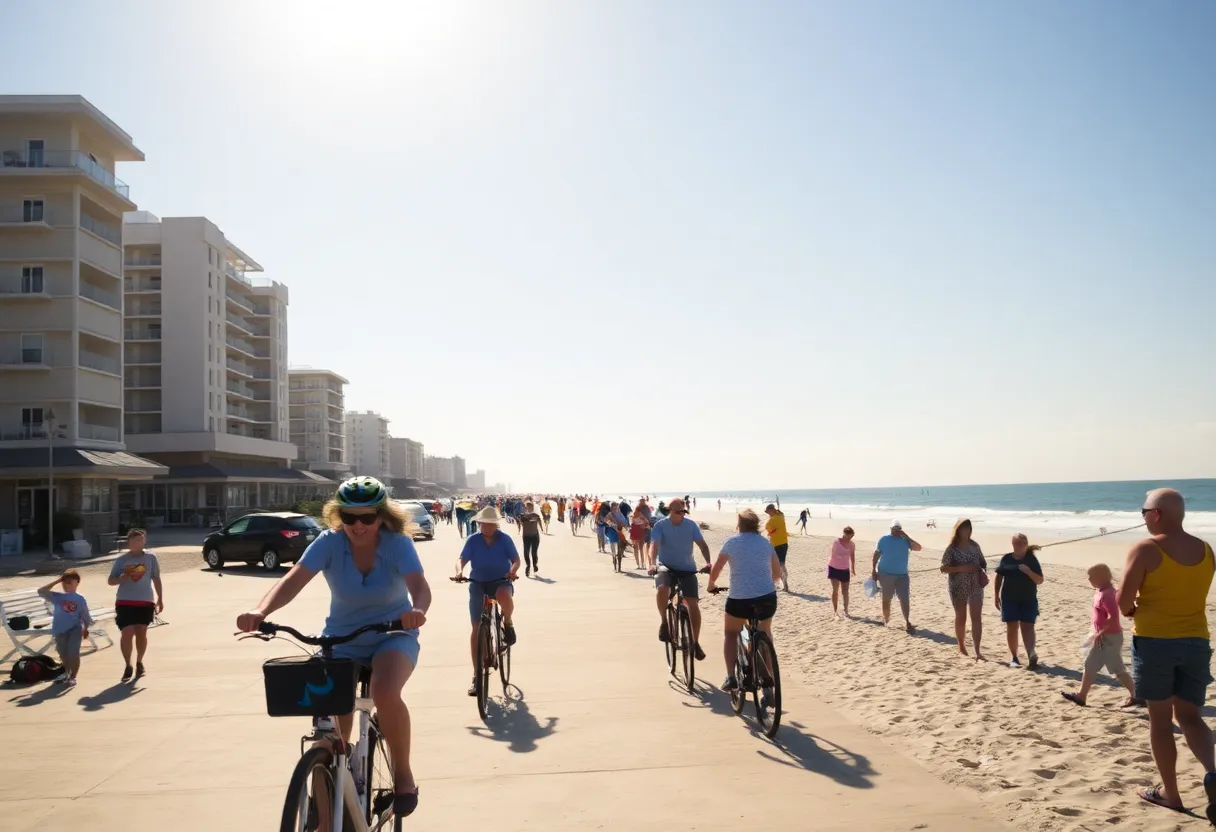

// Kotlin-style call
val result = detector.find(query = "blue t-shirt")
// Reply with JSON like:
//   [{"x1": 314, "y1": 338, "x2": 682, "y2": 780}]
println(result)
[
  {"x1": 652, "y1": 516, "x2": 705, "y2": 571},
  {"x1": 44, "y1": 591, "x2": 93, "y2": 635},
  {"x1": 299, "y1": 529, "x2": 423, "y2": 636},
  {"x1": 719, "y1": 533, "x2": 777, "y2": 600},
  {"x1": 876, "y1": 534, "x2": 912, "y2": 575},
  {"x1": 460, "y1": 531, "x2": 519, "y2": 582}
]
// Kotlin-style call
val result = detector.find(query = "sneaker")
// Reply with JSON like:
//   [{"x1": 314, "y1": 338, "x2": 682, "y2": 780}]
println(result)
[
  {"x1": 121, "y1": 665, "x2": 133, "y2": 682},
  {"x1": 722, "y1": 675, "x2": 739, "y2": 692},
  {"x1": 135, "y1": 662, "x2": 145, "y2": 679},
  {"x1": 658, "y1": 621, "x2": 671, "y2": 643},
  {"x1": 1009, "y1": 657, "x2": 1021, "y2": 668},
  {"x1": 64, "y1": 678, "x2": 77, "y2": 688},
  {"x1": 1028, "y1": 653, "x2": 1039, "y2": 670},
  {"x1": 525, "y1": 567, "x2": 531, "y2": 578},
  {"x1": 467, "y1": 679, "x2": 477, "y2": 697},
  {"x1": 504, "y1": 625, "x2": 517, "y2": 646},
  {"x1": 694, "y1": 643, "x2": 706, "y2": 662}
]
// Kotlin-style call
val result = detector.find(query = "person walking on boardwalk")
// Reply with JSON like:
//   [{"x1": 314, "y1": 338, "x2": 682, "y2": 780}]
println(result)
[{"x1": 1116, "y1": 489, "x2": 1216, "y2": 820}]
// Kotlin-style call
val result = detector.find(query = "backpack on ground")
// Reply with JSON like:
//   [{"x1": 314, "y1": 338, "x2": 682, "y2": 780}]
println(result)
[{"x1": 9, "y1": 654, "x2": 62, "y2": 685}]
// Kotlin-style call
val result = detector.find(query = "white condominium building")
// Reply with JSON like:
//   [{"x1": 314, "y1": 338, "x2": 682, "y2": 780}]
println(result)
[
  {"x1": 289, "y1": 367, "x2": 350, "y2": 480},
  {"x1": 345, "y1": 410, "x2": 390, "y2": 480},
  {"x1": 389, "y1": 437, "x2": 424, "y2": 481},
  {"x1": 0, "y1": 95, "x2": 167, "y2": 549},
  {"x1": 119, "y1": 214, "x2": 325, "y2": 526}
]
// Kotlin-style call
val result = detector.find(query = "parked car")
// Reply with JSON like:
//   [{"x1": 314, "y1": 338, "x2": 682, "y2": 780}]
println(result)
[
  {"x1": 401, "y1": 501, "x2": 435, "y2": 541},
  {"x1": 202, "y1": 512, "x2": 322, "y2": 570}
]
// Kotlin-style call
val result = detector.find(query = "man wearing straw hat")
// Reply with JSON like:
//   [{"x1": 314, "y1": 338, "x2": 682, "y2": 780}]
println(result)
[{"x1": 456, "y1": 506, "x2": 520, "y2": 697}]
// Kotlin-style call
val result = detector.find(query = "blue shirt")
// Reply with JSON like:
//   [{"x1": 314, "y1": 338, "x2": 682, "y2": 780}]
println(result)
[
  {"x1": 460, "y1": 531, "x2": 520, "y2": 582},
  {"x1": 299, "y1": 529, "x2": 423, "y2": 636},
  {"x1": 719, "y1": 533, "x2": 777, "y2": 600},
  {"x1": 652, "y1": 516, "x2": 705, "y2": 571},
  {"x1": 44, "y1": 591, "x2": 93, "y2": 635},
  {"x1": 876, "y1": 534, "x2": 912, "y2": 575}
]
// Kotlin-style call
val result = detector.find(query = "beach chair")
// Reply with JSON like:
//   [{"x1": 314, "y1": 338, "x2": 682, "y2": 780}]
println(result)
[{"x1": 0, "y1": 589, "x2": 116, "y2": 657}]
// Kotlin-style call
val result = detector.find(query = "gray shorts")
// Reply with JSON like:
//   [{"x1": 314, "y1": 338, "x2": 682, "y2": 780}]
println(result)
[
  {"x1": 54, "y1": 628, "x2": 82, "y2": 660},
  {"x1": 655, "y1": 568, "x2": 700, "y2": 600},
  {"x1": 1083, "y1": 632, "x2": 1128, "y2": 676},
  {"x1": 877, "y1": 572, "x2": 909, "y2": 604}
]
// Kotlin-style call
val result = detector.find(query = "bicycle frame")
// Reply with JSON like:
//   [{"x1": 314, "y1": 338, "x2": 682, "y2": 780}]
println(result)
[{"x1": 303, "y1": 675, "x2": 376, "y2": 831}]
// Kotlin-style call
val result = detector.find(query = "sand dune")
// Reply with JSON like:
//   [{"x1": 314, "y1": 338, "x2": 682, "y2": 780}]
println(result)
[{"x1": 689, "y1": 519, "x2": 1216, "y2": 831}]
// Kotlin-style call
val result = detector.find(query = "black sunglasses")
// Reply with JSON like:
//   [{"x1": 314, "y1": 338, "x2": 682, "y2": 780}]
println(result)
[
  {"x1": 339, "y1": 511, "x2": 380, "y2": 526},
  {"x1": 671, "y1": 509, "x2": 687, "y2": 515},
  {"x1": 1141, "y1": 508, "x2": 1160, "y2": 517}
]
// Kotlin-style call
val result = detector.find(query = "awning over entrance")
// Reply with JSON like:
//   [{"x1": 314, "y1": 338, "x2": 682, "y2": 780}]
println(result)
[
  {"x1": 0, "y1": 447, "x2": 169, "y2": 479},
  {"x1": 153, "y1": 463, "x2": 335, "y2": 486}
]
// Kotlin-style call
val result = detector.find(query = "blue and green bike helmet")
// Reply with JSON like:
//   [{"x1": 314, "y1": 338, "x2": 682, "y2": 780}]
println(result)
[{"x1": 336, "y1": 476, "x2": 388, "y2": 509}]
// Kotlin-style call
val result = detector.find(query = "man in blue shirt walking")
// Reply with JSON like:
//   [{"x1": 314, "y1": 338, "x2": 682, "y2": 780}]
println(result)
[{"x1": 870, "y1": 521, "x2": 923, "y2": 633}]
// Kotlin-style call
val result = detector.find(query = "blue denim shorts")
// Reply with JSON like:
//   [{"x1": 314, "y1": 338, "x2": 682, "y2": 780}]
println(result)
[
  {"x1": 1000, "y1": 599, "x2": 1039, "y2": 623},
  {"x1": 468, "y1": 579, "x2": 512, "y2": 624},
  {"x1": 1131, "y1": 636, "x2": 1213, "y2": 706},
  {"x1": 332, "y1": 629, "x2": 420, "y2": 669}
]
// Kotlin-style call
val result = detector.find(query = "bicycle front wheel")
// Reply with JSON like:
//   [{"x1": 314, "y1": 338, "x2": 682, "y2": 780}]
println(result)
[
  {"x1": 279, "y1": 745, "x2": 356, "y2": 832},
  {"x1": 366, "y1": 716, "x2": 396, "y2": 830},
  {"x1": 496, "y1": 608, "x2": 512, "y2": 688},
  {"x1": 664, "y1": 605, "x2": 677, "y2": 676},
  {"x1": 679, "y1": 605, "x2": 695, "y2": 693},
  {"x1": 476, "y1": 619, "x2": 493, "y2": 720},
  {"x1": 752, "y1": 631, "x2": 782, "y2": 738},
  {"x1": 730, "y1": 634, "x2": 746, "y2": 715}
]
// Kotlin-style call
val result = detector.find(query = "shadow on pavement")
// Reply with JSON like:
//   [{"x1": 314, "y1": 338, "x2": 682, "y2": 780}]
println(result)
[
  {"x1": 203, "y1": 565, "x2": 286, "y2": 579},
  {"x1": 467, "y1": 685, "x2": 558, "y2": 753},
  {"x1": 8, "y1": 681, "x2": 73, "y2": 706},
  {"x1": 78, "y1": 682, "x2": 144, "y2": 711},
  {"x1": 758, "y1": 720, "x2": 876, "y2": 789},
  {"x1": 528, "y1": 576, "x2": 558, "y2": 585}
]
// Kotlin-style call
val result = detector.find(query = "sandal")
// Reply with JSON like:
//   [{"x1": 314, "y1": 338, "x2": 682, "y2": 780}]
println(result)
[
  {"x1": 1204, "y1": 771, "x2": 1216, "y2": 825},
  {"x1": 1138, "y1": 785, "x2": 1185, "y2": 813},
  {"x1": 1061, "y1": 692, "x2": 1087, "y2": 707}
]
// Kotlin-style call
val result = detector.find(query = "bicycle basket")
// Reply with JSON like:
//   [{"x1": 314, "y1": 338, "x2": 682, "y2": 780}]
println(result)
[{"x1": 262, "y1": 655, "x2": 358, "y2": 718}]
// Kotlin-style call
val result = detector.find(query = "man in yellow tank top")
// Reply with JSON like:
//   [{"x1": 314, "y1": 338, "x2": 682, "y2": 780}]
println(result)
[{"x1": 1117, "y1": 488, "x2": 1216, "y2": 819}]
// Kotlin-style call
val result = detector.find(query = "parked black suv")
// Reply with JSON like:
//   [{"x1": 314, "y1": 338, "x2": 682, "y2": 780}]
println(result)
[{"x1": 202, "y1": 512, "x2": 322, "y2": 570}]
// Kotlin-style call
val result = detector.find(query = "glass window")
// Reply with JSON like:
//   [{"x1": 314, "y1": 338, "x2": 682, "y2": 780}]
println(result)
[
  {"x1": 23, "y1": 199, "x2": 44, "y2": 222},
  {"x1": 226, "y1": 517, "x2": 250, "y2": 534},
  {"x1": 20, "y1": 266, "x2": 44, "y2": 293}
]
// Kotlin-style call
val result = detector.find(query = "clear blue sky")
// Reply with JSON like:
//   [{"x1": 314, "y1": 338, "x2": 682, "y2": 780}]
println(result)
[{"x1": 7, "y1": 1, "x2": 1214, "y2": 491}]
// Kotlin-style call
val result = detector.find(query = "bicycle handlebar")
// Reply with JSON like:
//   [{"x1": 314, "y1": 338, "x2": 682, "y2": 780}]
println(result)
[
  {"x1": 253, "y1": 619, "x2": 403, "y2": 646},
  {"x1": 449, "y1": 575, "x2": 517, "y2": 583}
]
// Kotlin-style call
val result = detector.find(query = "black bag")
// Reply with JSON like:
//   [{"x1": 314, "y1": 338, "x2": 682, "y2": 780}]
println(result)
[
  {"x1": 262, "y1": 655, "x2": 357, "y2": 718},
  {"x1": 6, "y1": 615, "x2": 30, "y2": 631},
  {"x1": 10, "y1": 654, "x2": 62, "y2": 685}
]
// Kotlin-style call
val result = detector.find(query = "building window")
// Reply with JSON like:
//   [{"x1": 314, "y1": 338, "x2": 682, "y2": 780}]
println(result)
[
  {"x1": 226, "y1": 484, "x2": 248, "y2": 508},
  {"x1": 80, "y1": 479, "x2": 114, "y2": 514},
  {"x1": 21, "y1": 407, "x2": 44, "y2": 439},
  {"x1": 20, "y1": 333, "x2": 44, "y2": 364},
  {"x1": 26, "y1": 139, "x2": 44, "y2": 166},
  {"x1": 208, "y1": 248, "x2": 213, "y2": 265},
  {"x1": 22, "y1": 199, "x2": 45, "y2": 223},
  {"x1": 208, "y1": 273, "x2": 212, "y2": 288},
  {"x1": 21, "y1": 265, "x2": 44, "y2": 293}
]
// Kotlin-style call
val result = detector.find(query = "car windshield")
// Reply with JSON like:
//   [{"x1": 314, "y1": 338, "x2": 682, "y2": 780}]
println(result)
[
  {"x1": 404, "y1": 503, "x2": 430, "y2": 520},
  {"x1": 287, "y1": 516, "x2": 321, "y2": 530}
]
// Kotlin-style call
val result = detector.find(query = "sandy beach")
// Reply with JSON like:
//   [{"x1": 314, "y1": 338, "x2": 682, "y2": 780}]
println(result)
[{"x1": 685, "y1": 507, "x2": 1216, "y2": 831}]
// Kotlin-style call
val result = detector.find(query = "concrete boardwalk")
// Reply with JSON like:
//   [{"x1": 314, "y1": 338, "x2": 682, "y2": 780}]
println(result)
[{"x1": 1, "y1": 524, "x2": 1006, "y2": 831}]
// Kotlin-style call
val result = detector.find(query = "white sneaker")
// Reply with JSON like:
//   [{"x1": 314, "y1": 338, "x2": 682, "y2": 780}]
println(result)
[{"x1": 64, "y1": 678, "x2": 77, "y2": 688}]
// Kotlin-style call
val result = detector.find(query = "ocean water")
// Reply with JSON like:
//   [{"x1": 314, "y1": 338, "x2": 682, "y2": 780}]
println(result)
[{"x1": 686, "y1": 479, "x2": 1216, "y2": 538}]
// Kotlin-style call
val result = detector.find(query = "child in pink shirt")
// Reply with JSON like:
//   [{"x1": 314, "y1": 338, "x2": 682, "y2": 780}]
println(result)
[{"x1": 1062, "y1": 563, "x2": 1143, "y2": 707}]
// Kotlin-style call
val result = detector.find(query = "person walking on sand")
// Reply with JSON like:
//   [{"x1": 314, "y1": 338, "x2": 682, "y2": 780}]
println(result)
[
  {"x1": 828, "y1": 527, "x2": 856, "y2": 617},
  {"x1": 1116, "y1": 489, "x2": 1216, "y2": 819},
  {"x1": 796, "y1": 509, "x2": 809, "y2": 535},
  {"x1": 108, "y1": 529, "x2": 164, "y2": 682},
  {"x1": 994, "y1": 533, "x2": 1044, "y2": 668},
  {"x1": 1062, "y1": 563, "x2": 1142, "y2": 708},
  {"x1": 941, "y1": 518, "x2": 987, "y2": 661},
  {"x1": 763, "y1": 504, "x2": 790, "y2": 592},
  {"x1": 871, "y1": 521, "x2": 921, "y2": 633}
]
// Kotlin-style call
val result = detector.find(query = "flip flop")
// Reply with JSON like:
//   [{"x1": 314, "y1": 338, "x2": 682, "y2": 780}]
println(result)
[
  {"x1": 1204, "y1": 771, "x2": 1216, "y2": 824},
  {"x1": 1061, "y1": 692, "x2": 1087, "y2": 707},
  {"x1": 1138, "y1": 785, "x2": 1185, "y2": 813}
]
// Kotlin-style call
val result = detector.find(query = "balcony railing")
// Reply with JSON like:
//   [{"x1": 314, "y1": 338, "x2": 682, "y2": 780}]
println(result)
[
  {"x1": 125, "y1": 326, "x2": 162, "y2": 341},
  {"x1": 80, "y1": 281, "x2": 122, "y2": 310},
  {"x1": 124, "y1": 277, "x2": 161, "y2": 292},
  {"x1": 79, "y1": 423, "x2": 120, "y2": 442},
  {"x1": 0, "y1": 425, "x2": 47, "y2": 440},
  {"x1": 0, "y1": 206, "x2": 52, "y2": 225},
  {"x1": 127, "y1": 303, "x2": 162, "y2": 316},
  {"x1": 125, "y1": 255, "x2": 162, "y2": 267},
  {"x1": 80, "y1": 213, "x2": 121, "y2": 245},
  {"x1": 226, "y1": 336, "x2": 269, "y2": 358},
  {"x1": 0, "y1": 149, "x2": 131, "y2": 199},
  {"x1": 80, "y1": 350, "x2": 120, "y2": 374},
  {"x1": 0, "y1": 275, "x2": 50, "y2": 296},
  {"x1": 226, "y1": 291, "x2": 255, "y2": 313},
  {"x1": 0, "y1": 348, "x2": 49, "y2": 366}
]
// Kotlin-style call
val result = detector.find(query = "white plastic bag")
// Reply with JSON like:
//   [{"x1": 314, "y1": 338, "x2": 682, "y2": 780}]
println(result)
[
  {"x1": 1079, "y1": 632, "x2": 1096, "y2": 657},
  {"x1": 863, "y1": 577, "x2": 879, "y2": 599}
]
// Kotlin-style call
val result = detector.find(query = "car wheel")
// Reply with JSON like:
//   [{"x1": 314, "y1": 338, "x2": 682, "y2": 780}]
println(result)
[
  {"x1": 205, "y1": 547, "x2": 224, "y2": 570},
  {"x1": 261, "y1": 547, "x2": 281, "y2": 570}
]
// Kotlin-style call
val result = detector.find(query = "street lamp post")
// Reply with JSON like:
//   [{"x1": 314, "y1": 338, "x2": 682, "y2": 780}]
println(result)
[{"x1": 46, "y1": 408, "x2": 56, "y2": 558}]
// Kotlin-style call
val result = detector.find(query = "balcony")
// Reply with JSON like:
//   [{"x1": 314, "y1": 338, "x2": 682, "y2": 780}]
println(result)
[
  {"x1": 226, "y1": 382, "x2": 259, "y2": 400},
  {"x1": 0, "y1": 274, "x2": 51, "y2": 298},
  {"x1": 0, "y1": 149, "x2": 131, "y2": 199},
  {"x1": 226, "y1": 405, "x2": 255, "y2": 422},
  {"x1": 81, "y1": 213, "x2": 121, "y2": 246},
  {"x1": 79, "y1": 423, "x2": 120, "y2": 442},
  {"x1": 226, "y1": 291, "x2": 254, "y2": 313},
  {"x1": 0, "y1": 205, "x2": 53, "y2": 229},
  {"x1": 0, "y1": 425, "x2": 48, "y2": 441},
  {"x1": 125, "y1": 255, "x2": 162, "y2": 268},
  {"x1": 124, "y1": 276, "x2": 161, "y2": 293},
  {"x1": 80, "y1": 350, "x2": 120, "y2": 375},
  {"x1": 226, "y1": 314, "x2": 268, "y2": 337},
  {"x1": 80, "y1": 281, "x2": 122, "y2": 310},
  {"x1": 0, "y1": 348, "x2": 50, "y2": 369},
  {"x1": 225, "y1": 336, "x2": 269, "y2": 359},
  {"x1": 125, "y1": 325, "x2": 162, "y2": 341},
  {"x1": 226, "y1": 359, "x2": 270, "y2": 379},
  {"x1": 126, "y1": 301, "x2": 161, "y2": 317}
]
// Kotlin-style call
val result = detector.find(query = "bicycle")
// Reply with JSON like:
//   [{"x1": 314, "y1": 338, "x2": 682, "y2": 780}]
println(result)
[
  {"x1": 652, "y1": 566, "x2": 708, "y2": 693},
  {"x1": 450, "y1": 575, "x2": 514, "y2": 719},
  {"x1": 708, "y1": 586, "x2": 782, "y2": 738},
  {"x1": 242, "y1": 620, "x2": 411, "y2": 832}
]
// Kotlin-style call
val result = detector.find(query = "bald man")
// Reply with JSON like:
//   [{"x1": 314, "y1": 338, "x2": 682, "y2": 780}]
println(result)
[{"x1": 1117, "y1": 488, "x2": 1216, "y2": 818}]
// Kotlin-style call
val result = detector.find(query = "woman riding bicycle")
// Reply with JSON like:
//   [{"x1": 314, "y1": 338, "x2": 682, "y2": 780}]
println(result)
[
  {"x1": 706, "y1": 508, "x2": 782, "y2": 692},
  {"x1": 236, "y1": 476, "x2": 430, "y2": 817},
  {"x1": 455, "y1": 506, "x2": 520, "y2": 696}
]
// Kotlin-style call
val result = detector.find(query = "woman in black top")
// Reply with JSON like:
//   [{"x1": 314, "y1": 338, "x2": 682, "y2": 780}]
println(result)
[{"x1": 993, "y1": 533, "x2": 1045, "y2": 668}]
